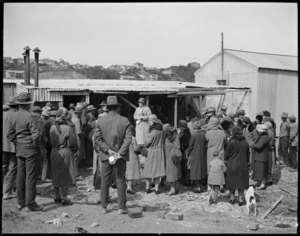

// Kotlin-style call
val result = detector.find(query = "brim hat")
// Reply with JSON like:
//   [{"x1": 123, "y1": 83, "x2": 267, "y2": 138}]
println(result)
[
  {"x1": 149, "y1": 114, "x2": 158, "y2": 123},
  {"x1": 281, "y1": 112, "x2": 288, "y2": 118},
  {"x1": 7, "y1": 96, "x2": 18, "y2": 106},
  {"x1": 209, "y1": 117, "x2": 219, "y2": 126},
  {"x1": 206, "y1": 107, "x2": 216, "y2": 113},
  {"x1": 74, "y1": 107, "x2": 82, "y2": 113},
  {"x1": 288, "y1": 115, "x2": 296, "y2": 122},
  {"x1": 242, "y1": 116, "x2": 251, "y2": 124},
  {"x1": 32, "y1": 106, "x2": 42, "y2": 112},
  {"x1": 138, "y1": 97, "x2": 146, "y2": 104},
  {"x1": 237, "y1": 109, "x2": 245, "y2": 115},
  {"x1": 216, "y1": 112, "x2": 223, "y2": 118},
  {"x1": 178, "y1": 120, "x2": 188, "y2": 128},
  {"x1": 221, "y1": 105, "x2": 228, "y2": 110},
  {"x1": 100, "y1": 101, "x2": 107, "y2": 106},
  {"x1": 16, "y1": 92, "x2": 33, "y2": 104},
  {"x1": 106, "y1": 96, "x2": 122, "y2": 106},
  {"x1": 86, "y1": 105, "x2": 97, "y2": 112},
  {"x1": 257, "y1": 124, "x2": 268, "y2": 133},
  {"x1": 232, "y1": 113, "x2": 239, "y2": 118}
]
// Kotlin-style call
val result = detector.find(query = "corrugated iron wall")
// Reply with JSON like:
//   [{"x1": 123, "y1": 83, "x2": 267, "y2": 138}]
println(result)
[{"x1": 28, "y1": 88, "x2": 63, "y2": 102}]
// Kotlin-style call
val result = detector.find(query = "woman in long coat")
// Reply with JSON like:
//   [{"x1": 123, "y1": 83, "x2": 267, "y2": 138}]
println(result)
[
  {"x1": 50, "y1": 109, "x2": 78, "y2": 206},
  {"x1": 186, "y1": 119, "x2": 207, "y2": 193},
  {"x1": 133, "y1": 97, "x2": 152, "y2": 146},
  {"x1": 205, "y1": 117, "x2": 227, "y2": 171},
  {"x1": 225, "y1": 127, "x2": 250, "y2": 205},
  {"x1": 249, "y1": 124, "x2": 269, "y2": 190},
  {"x1": 144, "y1": 114, "x2": 165, "y2": 194},
  {"x1": 163, "y1": 124, "x2": 182, "y2": 195}
]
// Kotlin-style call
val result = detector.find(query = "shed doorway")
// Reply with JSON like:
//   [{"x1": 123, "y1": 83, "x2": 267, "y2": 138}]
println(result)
[{"x1": 63, "y1": 95, "x2": 86, "y2": 108}]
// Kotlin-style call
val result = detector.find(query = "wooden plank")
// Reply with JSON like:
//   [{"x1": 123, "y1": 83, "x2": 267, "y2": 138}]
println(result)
[
  {"x1": 119, "y1": 95, "x2": 137, "y2": 109},
  {"x1": 278, "y1": 187, "x2": 297, "y2": 198},
  {"x1": 235, "y1": 90, "x2": 248, "y2": 113},
  {"x1": 260, "y1": 195, "x2": 284, "y2": 219},
  {"x1": 146, "y1": 95, "x2": 149, "y2": 107},
  {"x1": 174, "y1": 97, "x2": 178, "y2": 128}
]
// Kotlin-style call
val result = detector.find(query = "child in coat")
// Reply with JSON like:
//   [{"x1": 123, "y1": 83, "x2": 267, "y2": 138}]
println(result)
[{"x1": 207, "y1": 149, "x2": 227, "y2": 204}]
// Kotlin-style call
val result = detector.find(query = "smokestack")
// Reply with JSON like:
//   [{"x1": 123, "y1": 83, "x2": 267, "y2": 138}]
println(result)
[
  {"x1": 33, "y1": 47, "x2": 41, "y2": 87},
  {"x1": 23, "y1": 46, "x2": 31, "y2": 85},
  {"x1": 22, "y1": 52, "x2": 27, "y2": 82}
]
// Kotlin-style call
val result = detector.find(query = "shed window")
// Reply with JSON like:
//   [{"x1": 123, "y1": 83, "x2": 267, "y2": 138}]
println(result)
[{"x1": 216, "y1": 80, "x2": 226, "y2": 85}]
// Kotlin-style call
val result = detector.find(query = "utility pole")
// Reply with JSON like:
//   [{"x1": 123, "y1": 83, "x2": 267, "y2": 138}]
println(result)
[{"x1": 221, "y1": 32, "x2": 224, "y2": 83}]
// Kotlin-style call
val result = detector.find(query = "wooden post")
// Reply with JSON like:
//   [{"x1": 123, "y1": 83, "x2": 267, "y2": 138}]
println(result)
[
  {"x1": 174, "y1": 97, "x2": 178, "y2": 128},
  {"x1": 23, "y1": 46, "x2": 31, "y2": 85},
  {"x1": 33, "y1": 47, "x2": 41, "y2": 87},
  {"x1": 221, "y1": 32, "x2": 224, "y2": 81},
  {"x1": 260, "y1": 195, "x2": 283, "y2": 219},
  {"x1": 146, "y1": 95, "x2": 149, "y2": 107}
]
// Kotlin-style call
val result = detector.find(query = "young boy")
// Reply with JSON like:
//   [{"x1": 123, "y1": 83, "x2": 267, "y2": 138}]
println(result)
[{"x1": 207, "y1": 149, "x2": 227, "y2": 204}]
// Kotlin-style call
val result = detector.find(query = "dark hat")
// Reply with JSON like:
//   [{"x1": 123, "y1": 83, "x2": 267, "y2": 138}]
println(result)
[
  {"x1": 222, "y1": 116, "x2": 232, "y2": 123},
  {"x1": 206, "y1": 107, "x2": 216, "y2": 113},
  {"x1": 264, "y1": 117, "x2": 273, "y2": 122},
  {"x1": 138, "y1": 97, "x2": 146, "y2": 104},
  {"x1": 281, "y1": 112, "x2": 288, "y2": 118},
  {"x1": 213, "y1": 149, "x2": 220, "y2": 157},
  {"x1": 242, "y1": 116, "x2": 251, "y2": 124},
  {"x1": 232, "y1": 127, "x2": 242, "y2": 136},
  {"x1": 232, "y1": 113, "x2": 239, "y2": 118},
  {"x1": 74, "y1": 106, "x2": 82, "y2": 113},
  {"x1": 86, "y1": 105, "x2": 96, "y2": 112},
  {"x1": 68, "y1": 103, "x2": 75, "y2": 109},
  {"x1": 221, "y1": 105, "x2": 228, "y2": 110},
  {"x1": 32, "y1": 106, "x2": 42, "y2": 112},
  {"x1": 288, "y1": 115, "x2": 296, "y2": 122},
  {"x1": 16, "y1": 92, "x2": 33, "y2": 104},
  {"x1": 7, "y1": 96, "x2": 18, "y2": 106},
  {"x1": 100, "y1": 101, "x2": 107, "y2": 106},
  {"x1": 106, "y1": 96, "x2": 121, "y2": 106},
  {"x1": 163, "y1": 123, "x2": 176, "y2": 132},
  {"x1": 237, "y1": 109, "x2": 245, "y2": 115},
  {"x1": 50, "y1": 110, "x2": 57, "y2": 116},
  {"x1": 178, "y1": 120, "x2": 188, "y2": 128}
]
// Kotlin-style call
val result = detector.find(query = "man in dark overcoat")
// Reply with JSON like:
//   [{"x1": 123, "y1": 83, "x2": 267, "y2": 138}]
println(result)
[
  {"x1": 7, "y1": 92, "x2": 43, "y2": 211},
  {"x1": 94, "y1": 96, "x2": 132, "y2": 215}
]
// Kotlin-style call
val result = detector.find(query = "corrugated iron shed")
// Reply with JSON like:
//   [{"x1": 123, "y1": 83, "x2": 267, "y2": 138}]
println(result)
[{"x1": 226, "y1": 49, "x2": 298, "y2": 71}]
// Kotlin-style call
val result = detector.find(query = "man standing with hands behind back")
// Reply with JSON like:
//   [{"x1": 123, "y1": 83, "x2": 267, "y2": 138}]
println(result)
[{"x1": 94, "y1": 96, "x2": 133, "y2": 215}]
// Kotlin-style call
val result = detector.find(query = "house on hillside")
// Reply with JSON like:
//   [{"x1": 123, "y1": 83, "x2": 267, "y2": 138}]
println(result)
[
  {"x1": 4, "y1": 57, "x2": 13, "y2": 63},
  {"x1": 194, "y1": 49, "x2": 298, "y2": 134},
  {"x1": 108, "y1": 65, "x2": 123, "y2": 72},
  {"x1": 162, "y1": 68, "x2": 176, "y2": 76},
  {"x1": 188, "y1": 62, "x2": 201, "y2": 69},
  {"x1": 58, "y1": 58, "x2": 70, "y2": 67},
  {"x1": 40, "y1": 58, "x2": 57, "y2": 66},
  {"x1": 5, "y1": 70, "x2": 24, "y2": 79},
  {"x1": 133, "y1": 62, "x2": 144, "y2": 69}
]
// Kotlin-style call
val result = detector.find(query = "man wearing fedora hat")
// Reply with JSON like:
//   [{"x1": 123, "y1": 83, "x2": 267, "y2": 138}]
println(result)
[
  {"x1": 7, "y1": 92, "x2": 44, "y2": 211},
  {"x1": 221, "y1": 105, "x2": 228, "y2": 118},
  {"x1": 94, "y1": 96, "x2": 133, "y2": 215},
  {"x1": 278, "y1": 112, "x2": 291, "y2": 166},
  {"x1": 133, "y1": 97, "x2": 152, "y2": 146},
  {"x1": 2, "y1": 96, "x2": 18, "y2": 200},
  {"x1": 288, "y1": 115, "x2": 298, "y2": 170}
]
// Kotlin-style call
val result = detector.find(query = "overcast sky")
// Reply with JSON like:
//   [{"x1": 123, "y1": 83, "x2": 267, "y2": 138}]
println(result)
[{"x1": 4, "y1": 3, "x2": 297, "y2": 68}]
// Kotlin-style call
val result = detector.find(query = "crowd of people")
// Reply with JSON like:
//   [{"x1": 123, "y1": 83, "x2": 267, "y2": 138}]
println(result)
[{"x1": 2, "y1": 92, "x2": 298, "y2": 214}]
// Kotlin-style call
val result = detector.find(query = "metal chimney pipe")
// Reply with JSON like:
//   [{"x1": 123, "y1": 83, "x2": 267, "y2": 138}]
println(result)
[
  {"x1": 22, "y1": 52, "x2": 27, "y2": 82},
  {"x1": 33, "y1": 47, "x2": 41, "y2": 87},
  {"x1": 23, "y1": 46, "x2": 31, "y2": 85}
]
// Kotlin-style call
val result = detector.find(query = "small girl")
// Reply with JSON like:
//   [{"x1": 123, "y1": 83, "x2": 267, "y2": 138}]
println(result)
[{"x1": 207, "y1": 149, "x2": 227, "y2": 204}]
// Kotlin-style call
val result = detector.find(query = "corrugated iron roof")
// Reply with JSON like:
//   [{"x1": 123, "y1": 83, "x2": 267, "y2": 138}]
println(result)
[
  {"x1": 3, "y1": 79, "x2": 250, "y2": 92},
  {"x1": 226, "y1": 49, "x2": 298, "y2": 71}
]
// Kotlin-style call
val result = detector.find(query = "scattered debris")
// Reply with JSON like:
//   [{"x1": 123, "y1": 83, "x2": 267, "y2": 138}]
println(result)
[
  {"x1": 287, "y1": 207, "x2": 297, "y2": 212},
  {"x1": 211, "y1": 218, "x2": 219, "y2": 223},
  {"x1": 260, "y1": 195, "x2": 284, "y2": 219},
  {"x1": 156, "y1": 211, "x2": 168, "y2": 219},
  {"x1": 121, "y1": 221, "x2": 125, "y2": 223},
  {"x1": 128, "y1": 207, "x2": 143, "y2": 218},
  {"x1": 45, "y1": 218, "x2": 63, "y2": 226},
  {"x1": 90, "y1": 222, "x2": 99, "y2": 227},
  {"x1": 74, "y1": 226, "x2": 88, "y2": 233},
  {"x1": 278, "y1": 187, "x2": 297, "y2": 198},
  {"x1": 61, "y1": 212, "x2": 69, "y2": 218},
  {"x1": 275, "y1": 223, "x2": 292, "y2": 228},
  {"x1": 165, "y1": 212, "x2": 184, "y2": 221}
]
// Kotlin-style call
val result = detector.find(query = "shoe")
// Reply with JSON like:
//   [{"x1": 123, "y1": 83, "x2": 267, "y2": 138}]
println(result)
[
  {"x1": 62, "y1": 199, "x2": 73, "y2": 206},
  {"x1": 41, "y1": 178, "x2": 52, "y2": 183},
  {"x1": 117, "y1": 209, "x2": 128, "y2": 215},
  {"x1": 266, "y1": 182, "x2": 273, "y2": 186},
  {"x1": 150, "y1": 183, "x2": 155, "y2": 188},
  {"x1": 126, "y1": 189, "x2": 135, "y2": 195},
  {"x1": 257, "y1": 185, "x2": 266, "y2": 190},
  {"x1": 26, "y1": 203, "x2": 44, "y2": 212},
  {"x1": 145, "y1": 189, "x2": 152, "y2": 194},
  {"x1": 3, "y1": 194, "x2": 16, "y2": 200},
  {"x1": 101, "y1": 207, "x2": 108, "y2": 214},
  {"x1": 192, "y1": 188, "x2": 203, "y2": 194},
  {"x1": 16, "y1": 203, "x2": 25, "y2": 210},
  {"x1": 220, "y1": 188, "x2": 225, "y2": 193},
  {"x1": 154, "y1": 190, "x2": 161, "y2": 195},
  {"x1": 54, "y1": 197, "x2": 62, "y2": 204}
]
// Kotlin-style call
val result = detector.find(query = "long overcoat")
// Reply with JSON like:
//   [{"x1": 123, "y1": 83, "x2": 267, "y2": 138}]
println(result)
[
  {"x1": 164, "y1": 134, "x2": 182, "y2": 182},
  {"x1": 126, "y1": 136, "x2": 140, "y2": 180},
  {"x1": 143, "y1": 123, "x2": 166, "y2": 179},
  {"x1": 49, "y1": 121, "x2": 77, "y2": 188},
  {"x1": 133, "y1": 106, "x2": 151, "y2": 145},
  {"x1": 207, "y1": 158, "x2": 227, "y2": 186},
  {"x1": 71, "y1": 115, "x2": 85, "y2": 160},
  {"x1": 3, "y1": 108, "x2": 17, "y2": 153},
  {"x1": 225, "y1": 134, "x2": 250, "y2": 190},
  {"x1": 186, "y1": 130, "x2": 207, "y2": 180},
  {"x1": 205, "y1": 127, "x2": 226, "y2": 171}
]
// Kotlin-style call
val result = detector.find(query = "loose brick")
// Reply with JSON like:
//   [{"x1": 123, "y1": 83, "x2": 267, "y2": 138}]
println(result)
[
  {"x1": 249, "y1": 223, "x2": 259, "y2": 231},
  {"x1": 165, "y1": 212, "x2": 184, "y2": 221},
  {"x1": 156, "y1": 211, "x2": 168, "y2": 219}
]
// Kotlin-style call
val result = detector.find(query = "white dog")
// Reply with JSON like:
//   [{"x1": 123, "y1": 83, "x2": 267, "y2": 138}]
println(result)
[{"x1": 245, "y1": 186, "x2": 257, "y2": 216}]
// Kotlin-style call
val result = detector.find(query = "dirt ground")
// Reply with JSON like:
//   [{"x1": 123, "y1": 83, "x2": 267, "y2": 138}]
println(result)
[{"x1": 2, "y1": 164, "x2": 298, "y2": 234}]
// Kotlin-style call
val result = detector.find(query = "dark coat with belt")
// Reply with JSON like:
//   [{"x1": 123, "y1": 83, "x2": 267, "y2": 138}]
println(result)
[
  {"x1": 225, "y1": 134, "x2": 250, "y2": 190},
  {"x1": 94, "y1": 111, "x2": 133, "y2": 162},
  {"x1": 3, "y1": 108, "x2": 17, "y2": 153},
  {"x1": 186, "y1": 130, "x2": 207, "y2": 180},
  {"x1": 7, "y1": 107, "x2": 40, "y2": 158},
  {"x1": 250, "y1": 132, "x2": 269, "y2": 163}
]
